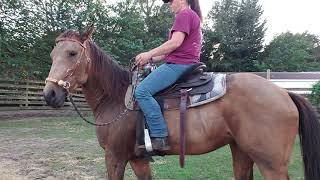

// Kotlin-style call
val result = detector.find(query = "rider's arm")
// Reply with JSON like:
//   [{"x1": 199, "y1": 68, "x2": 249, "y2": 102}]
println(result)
[
  {"x1": 149, "y1": 31, "x2": 186, "y2": 57},
  {"x1": 151, "y1": 55, "x2": 166, "y2": 63},
  {"x1": 135, "y1": 31, "x2": 186, "y2": 66}
]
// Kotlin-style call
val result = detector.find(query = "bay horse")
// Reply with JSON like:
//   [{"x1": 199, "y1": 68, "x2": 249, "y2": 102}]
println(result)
[{"x1": 43, "y1": 27, "x2": 320, "y2": 180}]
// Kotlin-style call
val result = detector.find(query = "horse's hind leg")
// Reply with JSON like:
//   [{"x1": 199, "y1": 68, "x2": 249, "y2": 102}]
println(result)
[
  {"x1": 248, "y1": 137, "x2": 291, "y2": 180},
  {"x1": 129, "y1": 158, "x2": 152, "y2": 180},
  {"x1": 254, "y1": 159, "x2": 289, "y2": 180},
  {"x1": 230, "y1": 142, "x2": 254, "y2": 180}
]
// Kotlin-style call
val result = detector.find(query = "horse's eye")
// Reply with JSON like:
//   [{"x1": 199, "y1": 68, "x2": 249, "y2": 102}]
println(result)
[{"x1": 69, "y1": 51, "x2": 77, "y2": 57}]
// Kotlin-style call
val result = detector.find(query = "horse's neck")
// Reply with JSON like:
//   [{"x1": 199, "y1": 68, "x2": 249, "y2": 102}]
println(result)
[
  {"x1": 82, "y1": 82, "x2": 128, "y2": 118},
  {"x1": 82, "y1": 42, "x2": 130, "y2": 119},
  {"x1": 82, "y1": 70, "x2": 129, "y2": 119},
  {"x1": 82, "y1": 82, "x2": 107, "y2": 109}
]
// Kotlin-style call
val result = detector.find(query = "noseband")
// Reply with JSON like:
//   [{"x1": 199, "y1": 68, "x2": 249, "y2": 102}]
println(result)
[{"x1": 45, "y1": 38, "x2": 91, "y2": 92}]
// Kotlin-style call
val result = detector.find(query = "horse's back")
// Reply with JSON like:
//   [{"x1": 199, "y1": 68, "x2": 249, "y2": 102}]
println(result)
[
  {"x1": 224, "y1": 72, "x2": 298, "y2": 129},
  {"x1": 228, "y1": 73, "x2": 297, "y2": 110}
]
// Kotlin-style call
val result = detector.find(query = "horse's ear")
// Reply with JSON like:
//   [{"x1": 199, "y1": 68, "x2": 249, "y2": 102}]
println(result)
[{"x1": 81, "y1": 24, "x2": 95, "y2": 41}]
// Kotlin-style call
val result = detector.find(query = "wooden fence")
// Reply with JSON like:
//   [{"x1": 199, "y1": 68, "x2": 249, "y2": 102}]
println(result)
[
  {"x1": 0, "y1": 79, "x2": 89, "y2": 111},
  {"x1": 261, "y1": 70, "x2": 320, "y2": 95},
  {"x1": 0, "y1": 71, "x2": 319, "y2": 111},
  {"x1": 270, "y1": 79, "x2": 318, "y2": 95}
]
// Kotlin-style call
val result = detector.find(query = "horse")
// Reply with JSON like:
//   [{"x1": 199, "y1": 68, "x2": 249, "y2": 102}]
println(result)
[{"x1": 43, "y1": 27, "x2": 320, "y2": 180}]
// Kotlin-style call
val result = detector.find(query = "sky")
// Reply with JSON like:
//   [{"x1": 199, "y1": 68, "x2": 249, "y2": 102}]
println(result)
[
  {"x1": 201, "y1": 0, "x2": 320, "y2": 43},
  {"x1": 108, "y1": 0, "x2": 320, "y2": 44}
]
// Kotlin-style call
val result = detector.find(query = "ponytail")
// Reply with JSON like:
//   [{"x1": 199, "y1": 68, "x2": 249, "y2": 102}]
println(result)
[{"x1": 187, "y1": 0, "x2": 203, "y2": 22}]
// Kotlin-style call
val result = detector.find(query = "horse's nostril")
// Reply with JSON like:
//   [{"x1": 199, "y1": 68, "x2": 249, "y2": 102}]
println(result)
[{"x1": 50, "y1": 89, "x2": 56, "y2": 98}]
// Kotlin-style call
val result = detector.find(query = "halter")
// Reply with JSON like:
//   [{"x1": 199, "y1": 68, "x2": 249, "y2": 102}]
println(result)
[{"x1": 45, "y1": 38, "x2": 91, "y2": 92}]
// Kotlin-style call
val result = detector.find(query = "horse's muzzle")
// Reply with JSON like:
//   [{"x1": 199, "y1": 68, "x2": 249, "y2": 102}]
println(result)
[{"x1": 43, "y1": 84, "x2": 67, "y2": 108}]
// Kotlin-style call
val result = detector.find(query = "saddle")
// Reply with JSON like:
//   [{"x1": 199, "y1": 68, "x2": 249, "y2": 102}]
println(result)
[
  {"x1": 125, "y1": 62, "x2": 227, "y2": 167},
  {"x1": 126, "y1": 63, "x2": 226, "y2": 110},
  {"x1": 126, "y1": 63, "x2": 218, "y2": 110}
]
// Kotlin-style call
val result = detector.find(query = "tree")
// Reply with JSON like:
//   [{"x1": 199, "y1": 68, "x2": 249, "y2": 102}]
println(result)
[
  {"x1": 202, "y1": 0, "x2": 266, "y2": 72},
  {"x1": 260, "y1": 32, "x2": 320, "y2": 71},
  {"x1": 312, "y1": 35, "x2": 320, "y2": 62},
  {"x1": 140, "y1": 3, "x2": 173, "y2": 50},
  {"x1": 1, "y1": 0, "x2": 173, "y2": 79},
  {"x1": 0, "y1": 0, "x2": 110, "y2": 79},
  {"x1": 96, "y1": 0, "x2": 172, "y2": 65},
  {"x1": 0, "y1": 0, "x2": 37, "y2": 79},
  {"x1": 310, "y1": 81, "x2": 320, "y2": 106}
]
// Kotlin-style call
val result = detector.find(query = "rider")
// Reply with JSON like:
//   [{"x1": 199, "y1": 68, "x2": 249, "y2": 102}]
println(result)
[{"x1": 135, "y1": 0, "x2": 203, "y2": 151}]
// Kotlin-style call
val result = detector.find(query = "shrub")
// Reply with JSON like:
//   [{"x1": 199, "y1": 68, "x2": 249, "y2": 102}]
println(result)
[{"x1": 310, "y1": 81, "x2": 320, "y2": 106}]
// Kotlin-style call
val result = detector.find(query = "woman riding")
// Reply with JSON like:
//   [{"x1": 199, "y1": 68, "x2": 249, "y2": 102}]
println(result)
[{"x1": 135, "y1": 0, "x2": 203, "y2": 151}]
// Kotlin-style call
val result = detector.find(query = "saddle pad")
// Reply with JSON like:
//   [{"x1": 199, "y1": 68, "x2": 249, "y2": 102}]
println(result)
[
  {"x1": 125, "y1": 73, "x2": 227, "y2": 110},
  {"x1": 188, "y1": 73, "x2": 226, "y2": 107}
]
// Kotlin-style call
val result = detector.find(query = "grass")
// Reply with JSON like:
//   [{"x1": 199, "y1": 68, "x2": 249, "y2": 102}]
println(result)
[{"x1": 0, "y1": 117, "x2": 305, "y2": 179}]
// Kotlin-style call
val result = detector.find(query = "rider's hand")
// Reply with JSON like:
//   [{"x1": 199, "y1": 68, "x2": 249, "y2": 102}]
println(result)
[{"x1": 135, "y1": 52, "x2": 152, "y2": 67}]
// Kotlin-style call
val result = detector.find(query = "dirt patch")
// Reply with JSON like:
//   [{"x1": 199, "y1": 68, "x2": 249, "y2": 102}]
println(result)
[
  {"x1": 0, "y1": 136, "x2": 104, "y2": 179},
  {"x1": 0, "y1": 119, "x2": 108, "y2": 180}
]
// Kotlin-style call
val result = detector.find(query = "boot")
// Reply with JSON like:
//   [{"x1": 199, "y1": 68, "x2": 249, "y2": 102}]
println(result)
[
  {"x1": 151, "y1": 137, "x2": 170, "y2": 151},
  {"x1": 138, "y1": 137, "x2": 170, "y2": 151}
]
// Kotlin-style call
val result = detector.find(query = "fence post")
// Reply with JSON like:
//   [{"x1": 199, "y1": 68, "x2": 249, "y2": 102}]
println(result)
[
  {"x1": 267, "y1": 69, "x2": 271, "y2": 80},
  {"x1": 25, "y1": 80, "x2": 29, "y2": 107}
]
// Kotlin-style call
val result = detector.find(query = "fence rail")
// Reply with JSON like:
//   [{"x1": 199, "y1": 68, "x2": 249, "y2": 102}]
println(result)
[
  {"x1": 270, "y1": 79, "x2": 319, "y2": 95},
  {"x1": 0, "y1": 78, "x2": 89, "y2": 111},
  {"x1": 0, "y1": 71, "x2": 319, "y2": 111}
]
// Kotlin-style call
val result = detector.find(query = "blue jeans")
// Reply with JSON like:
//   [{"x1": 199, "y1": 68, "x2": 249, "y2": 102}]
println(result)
[{"x1": 134, "y1": 63, "x2": 194, "y2": 138}]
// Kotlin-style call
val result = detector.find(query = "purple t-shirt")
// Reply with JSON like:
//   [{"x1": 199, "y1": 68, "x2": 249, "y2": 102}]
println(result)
[{"x1": 165, "y1": 9, "x2": 202, "y2": 64}]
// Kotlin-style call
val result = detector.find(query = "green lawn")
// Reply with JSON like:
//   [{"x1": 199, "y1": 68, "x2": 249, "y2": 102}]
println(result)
[{"x1": 0, "y1": 117, "x2": 304, "y2": 179}]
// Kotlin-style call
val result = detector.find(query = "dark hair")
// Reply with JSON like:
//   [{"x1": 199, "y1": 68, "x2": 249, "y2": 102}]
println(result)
[{"x1": 187, "y1": 0, "x2": 202, "y2": 22}]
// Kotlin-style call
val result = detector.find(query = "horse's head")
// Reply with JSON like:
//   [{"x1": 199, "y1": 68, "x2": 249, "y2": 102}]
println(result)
[{"x1": 43, "y1": 26, "x2": 94, "y2": 108}]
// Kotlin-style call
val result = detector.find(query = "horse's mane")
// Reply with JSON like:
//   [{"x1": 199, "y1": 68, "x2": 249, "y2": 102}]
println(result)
[{"x1": 57, "y1": 30, "x2": 130, "y2": 101}]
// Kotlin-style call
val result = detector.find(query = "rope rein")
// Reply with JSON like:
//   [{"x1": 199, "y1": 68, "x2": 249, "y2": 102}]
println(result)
[{"x1": 68, "y1": 94, "x2": 131, "y2": 126}]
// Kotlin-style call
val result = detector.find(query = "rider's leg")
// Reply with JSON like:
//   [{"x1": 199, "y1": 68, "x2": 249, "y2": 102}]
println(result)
[{"x1": 134, "y1": 63, "x2": 193, "y2": 150}]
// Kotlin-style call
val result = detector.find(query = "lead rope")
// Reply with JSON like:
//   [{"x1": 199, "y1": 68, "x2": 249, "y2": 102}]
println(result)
[{"x1": 68, "y1": 94, "x2": 130, "y2": 126}]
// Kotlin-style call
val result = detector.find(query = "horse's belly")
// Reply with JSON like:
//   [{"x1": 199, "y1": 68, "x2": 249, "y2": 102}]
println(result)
[{"x1": 165, "y1": 102, "x2": 232, "y2": 155}]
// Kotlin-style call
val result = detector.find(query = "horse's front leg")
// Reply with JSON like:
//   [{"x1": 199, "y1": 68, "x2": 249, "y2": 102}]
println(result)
[
  {"x1": 104, "y1": 149, "x2": 128, "y2": 180},
  {"x1": 129, "y1": 158, "x2": 152, "y2": 180}
]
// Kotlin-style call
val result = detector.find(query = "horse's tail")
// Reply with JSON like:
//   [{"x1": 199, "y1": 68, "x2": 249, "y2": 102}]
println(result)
[{"x1": 288, "y1": 92, "x2": 320, "y2": 180}]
